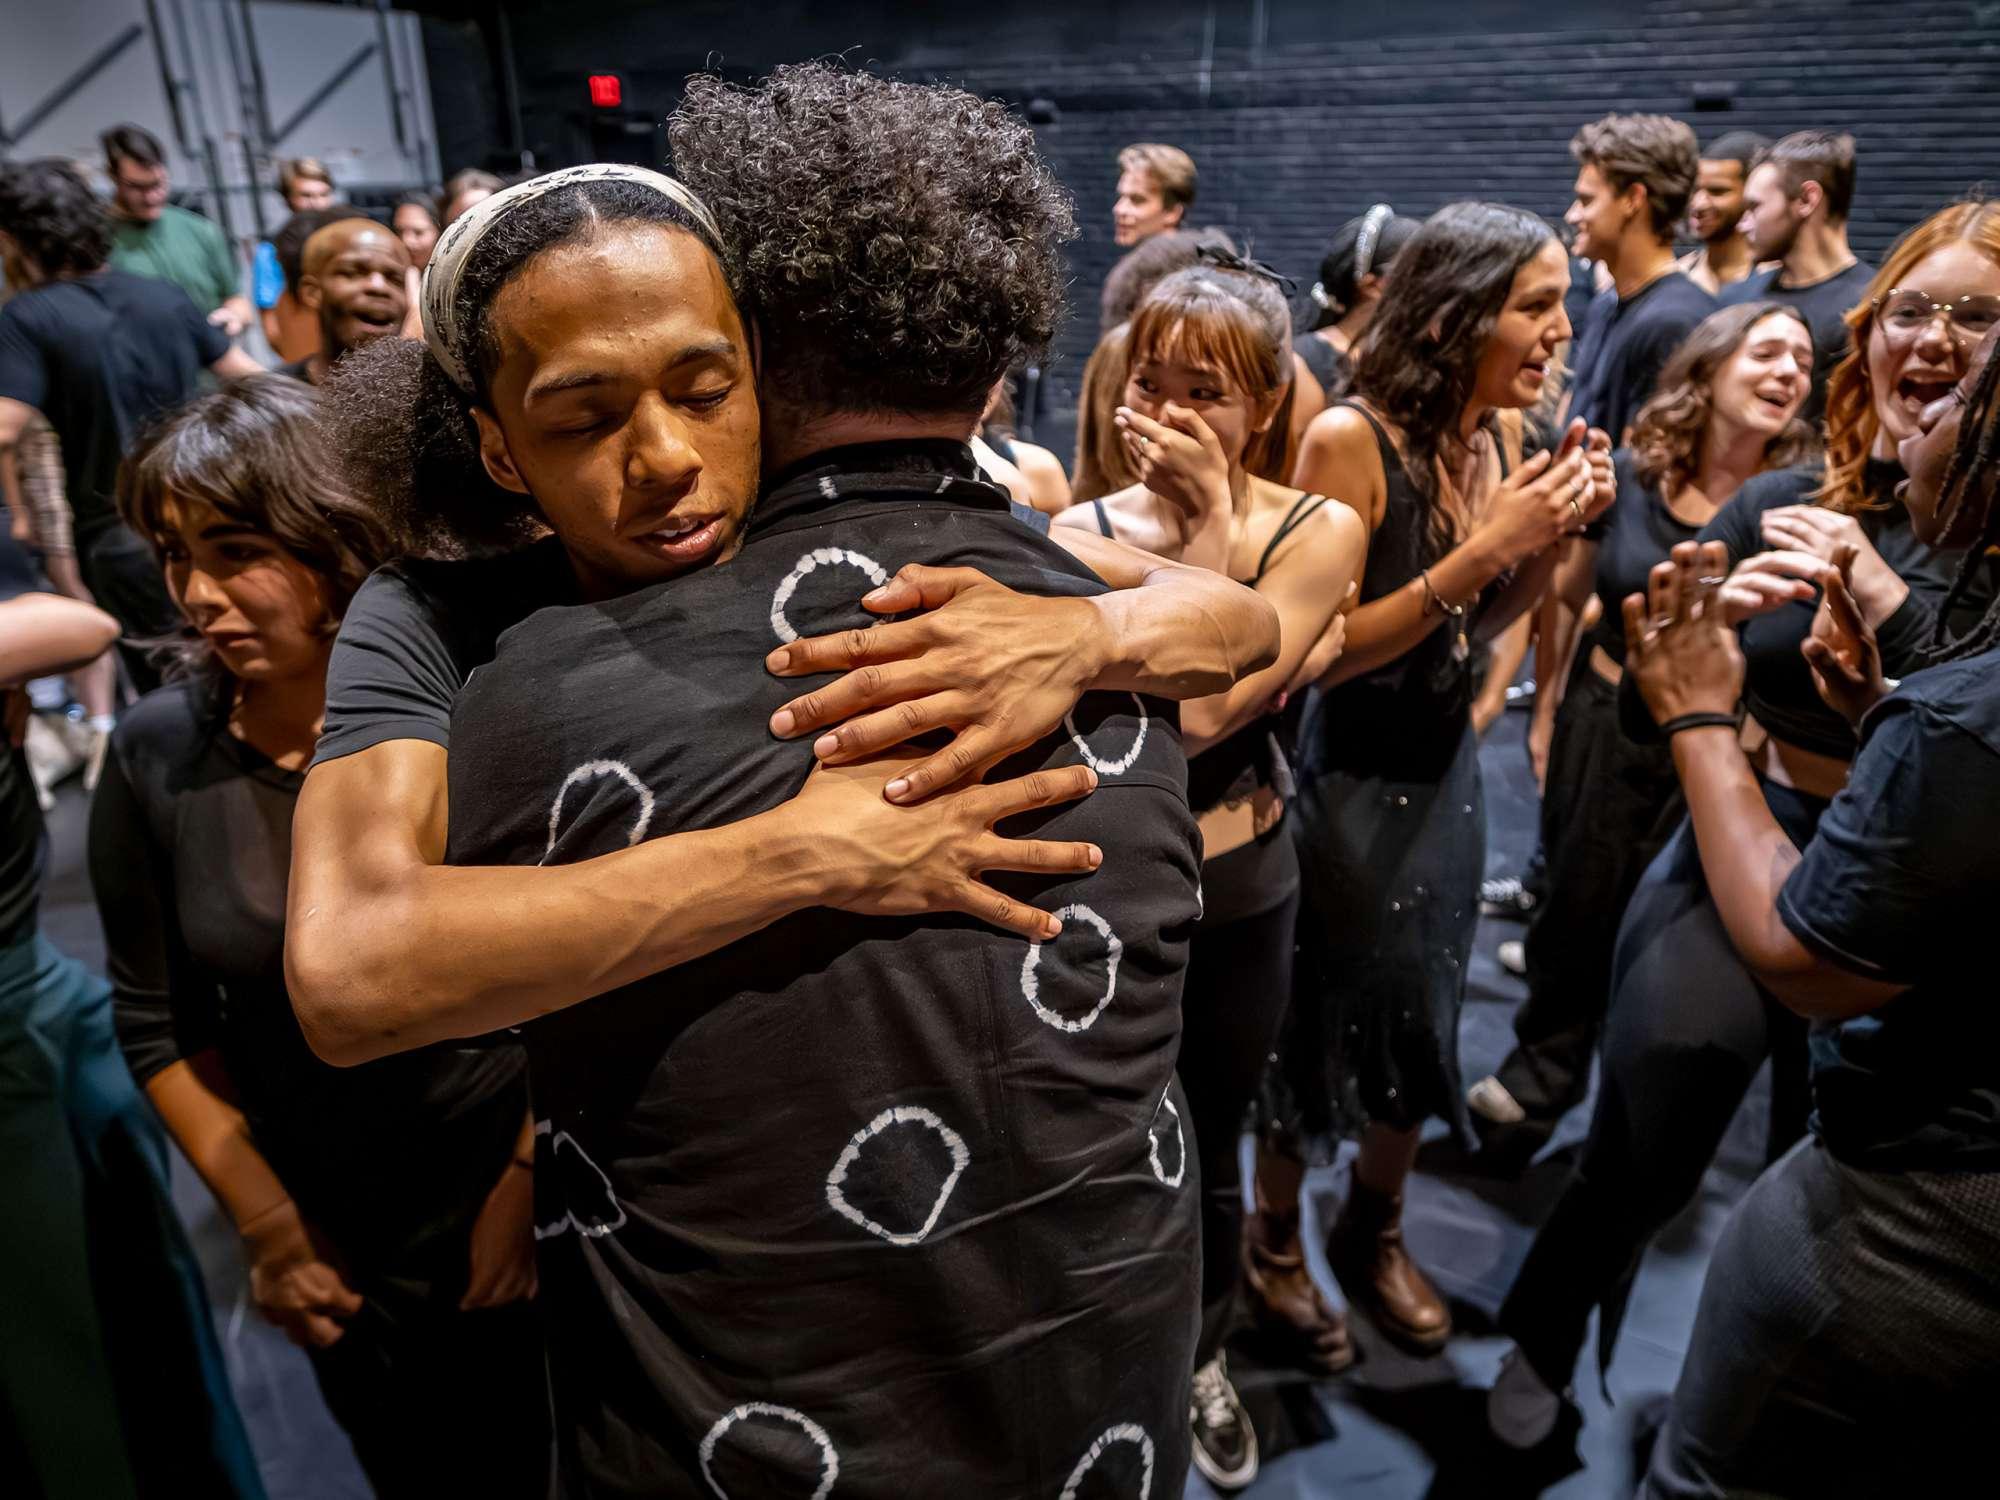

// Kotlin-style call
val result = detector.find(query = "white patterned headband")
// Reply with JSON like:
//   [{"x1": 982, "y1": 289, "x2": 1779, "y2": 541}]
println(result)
[{"x1": 421, "y1": 163, "x2": 722, "y2": 393}]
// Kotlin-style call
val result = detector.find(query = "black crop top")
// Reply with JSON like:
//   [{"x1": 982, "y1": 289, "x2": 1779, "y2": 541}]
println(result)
[
  {"x1": 1584, "y1": 449, "x2": 1706, "y2": 668},
  {"x1": 1699, "y1": 461, "x2": 1984, "y2": 760}
]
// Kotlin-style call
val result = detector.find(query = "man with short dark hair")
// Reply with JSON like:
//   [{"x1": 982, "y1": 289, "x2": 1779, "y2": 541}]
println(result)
[
  {"x1": 1114, "y1": 142, "x2": 1196, "y2": 247},
  {"x1": 1678, "y1": 129, "x2": 1769, "y2": 295},
  {"x1": 277, "y1": 217, "x2": 409, "y2": 386},
  {"x1": 1564, "y1": 113, "x2": 1717, "y2": 442},
  {"x1": 101, "y1": 123, "x2": 250, "y2": 338},
  {"x1": 1721, "y1": 129, "x2": 1873, "y2": 422},
  {"x1": 0, "y1": 160, "x2": 261, "y2": 687}
]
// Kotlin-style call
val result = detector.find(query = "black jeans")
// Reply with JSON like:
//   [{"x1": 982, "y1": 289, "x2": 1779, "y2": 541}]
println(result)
[
  {"x1": 1498, "y1": 775, "x2": 1823, "y2": 1393},
  {"x1": 1178, "y1": 828, "x2": 1300, "y2": 1366},
  {"x1": 1643, "y1": 1138, "x2": 2000, "y2": 1497},
  {"x1": 1496, "y1": 660, "x2": 1682, "y2": 1130},
  {"x1": 309, "y1": 1296, "x2": 551, "y2": 1500}
]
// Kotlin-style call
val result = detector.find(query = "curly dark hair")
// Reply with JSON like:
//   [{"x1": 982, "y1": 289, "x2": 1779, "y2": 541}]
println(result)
[
  {"x1": 316, "y1": 178, "x2": 725, "y2": 556},
  {"x1": 118, "y1": 374, "x2": 392, "y2": 677},
  {"x1": 1628, "y1": 301, "x2": 1817, "y2": 498},
  {"x1": 1352, "y1": 201, "x2": 1557, "y2": 556},
  {"x1": 0, "y1": 159, "x2": 113, "y2": 279},
  {"x1": 669, "y1": 63, "x2": 1076, "y2": 419},
  {"x1": 1925, "y1": 330, "x2": 2000, "y2": 662}
]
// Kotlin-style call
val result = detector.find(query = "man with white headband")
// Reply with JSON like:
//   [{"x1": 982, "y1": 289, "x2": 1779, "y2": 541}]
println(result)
[{"x1": 293, "y1": 72, "x2": 1278, "y2": 1499}]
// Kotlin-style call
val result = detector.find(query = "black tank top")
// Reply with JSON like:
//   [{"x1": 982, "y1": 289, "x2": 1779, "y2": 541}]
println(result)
[
  {"x1": 1087, "y1": 489, "x2": 1330, "y2": 813},
  {"x1": 1298, "y1": 400, "x2": 1506, "y2": 781}
]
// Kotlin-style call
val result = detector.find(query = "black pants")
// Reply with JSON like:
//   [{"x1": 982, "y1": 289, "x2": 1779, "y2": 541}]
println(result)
[
  {"x1": 1179, "y1": 828, "x2": 1300, "y2": 1367},
  {"x1": 1497, "y1": 661, "x2": 1682, "y2": 1129},
  {"x1": 309, "y1": 1296, "x2": 550, "y2": 1500},
  {"x1": 78, "y1": 524, "x2": 179, "y2": 696},
  {"x1": 1498, "y1": 776, "x2": 1823, "y2": 1393},
  {"x1": 1644, "y1": 1138, "x2": 2000, "y2": 1498}
]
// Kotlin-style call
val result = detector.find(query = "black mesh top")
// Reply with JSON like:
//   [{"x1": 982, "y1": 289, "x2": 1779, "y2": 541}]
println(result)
[{"x1": 91, "y1": 677, "x2": 526, "y2": 1298}]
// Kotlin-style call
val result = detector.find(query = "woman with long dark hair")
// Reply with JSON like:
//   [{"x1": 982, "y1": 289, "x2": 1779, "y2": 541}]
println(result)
[
  {"x1": 1059, "y1": 258, "x2": 1365, "y2": 1488},
  {"x1": 1491, "y1": 199, "x2": 2000, "y2": 1450},
  {"x1": 1469, "y1": 301, "x2": 1815, "y2": 1164},
  {"x1": 1298, "y1": 204, "x2": 1421, "y2": 405},
  {"x1": 92, "y1": 376, "x2": 548, "y2": 1498},
  {"x1": 1621, "y1": 321, "x2": 2000, "y2": 1496},
  {"x1": 1260, "y1": 202, "x2": 1614, "y2": 1361}
]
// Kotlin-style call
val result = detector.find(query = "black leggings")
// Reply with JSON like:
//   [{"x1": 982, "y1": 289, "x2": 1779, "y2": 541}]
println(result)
[
  {"x1": 308, "y1": 1296, "x2": 550, "y2": 1500},
  {"x1": 1178, "y1": 829, "x2": 1300, "y2": 1367},
  {"x1": 1499, "y1": 775, "x2": 1824, "y2": 1392},
  {"x1": 1499, "y1": 660, "x2": 1682, "y2": 1125}
]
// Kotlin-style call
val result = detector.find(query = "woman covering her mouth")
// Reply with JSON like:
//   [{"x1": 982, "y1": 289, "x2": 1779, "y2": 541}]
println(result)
[{"x1": 1488, "y1": 198, "x2": 2000, "y2": 1452}]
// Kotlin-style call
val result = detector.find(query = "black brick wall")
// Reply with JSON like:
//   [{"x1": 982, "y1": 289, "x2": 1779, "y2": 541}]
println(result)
[{"x1": 437, "y1": 0, "x2": 2000, "y2": 450}]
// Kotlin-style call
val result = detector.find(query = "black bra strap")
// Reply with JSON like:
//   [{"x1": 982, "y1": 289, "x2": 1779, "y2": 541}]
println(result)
[
  {"x1": 1091, "y1": 497, "x2": 1113, "y2": 538},
  {"x1": 1253, "y1": 493, "x2": 1330, "y2": 582}
]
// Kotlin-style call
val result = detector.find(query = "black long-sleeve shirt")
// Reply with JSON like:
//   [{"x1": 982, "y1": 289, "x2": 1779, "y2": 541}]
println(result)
[{"x1": 90, "y1": 677, "x2": 526, "y2": 1300}]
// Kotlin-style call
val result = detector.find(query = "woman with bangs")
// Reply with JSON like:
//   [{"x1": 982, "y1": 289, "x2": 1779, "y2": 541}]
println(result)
[
  {"x1": 1469, "y1": 301, "x2": 1815, "y2": 1168},
  {"x1": 1490, "y1": 199, "x2": 2000, "y2": 1451},
  {"x1": 88, "y1": 375, "x2": 549, "y2": 1496},
  {"x1": 1265, "y1": 202, "x2": 1616, "y2": 1368},
  {"x1": 1057, "y1": 257, "x2": 1366, "y2": 1490}
]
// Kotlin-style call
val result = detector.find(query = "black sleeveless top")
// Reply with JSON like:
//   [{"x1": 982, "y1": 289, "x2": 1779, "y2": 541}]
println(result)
[
  {"x1": 1298, "y1": 400, "x2": 1506, "y2": 782},
  {"x1": 1087, "y1": 489, "x2": 1330, "y2": 814}
]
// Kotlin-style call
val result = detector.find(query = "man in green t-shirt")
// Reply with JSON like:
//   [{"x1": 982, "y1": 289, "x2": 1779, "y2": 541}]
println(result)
[{"x1": 101, "y1": 123, "x2": 250, "y2": 338}]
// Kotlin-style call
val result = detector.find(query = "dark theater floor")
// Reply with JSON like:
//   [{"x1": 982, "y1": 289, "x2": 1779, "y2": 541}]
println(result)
[{"x1": 37, "y1": 692, "x2": 1766, "y2": 1500}]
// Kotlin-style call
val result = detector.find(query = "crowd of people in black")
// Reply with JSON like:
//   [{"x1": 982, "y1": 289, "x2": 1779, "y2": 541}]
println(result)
[{"x1": 2, "y1": 66, "x2": 1997, "y2": 1500}]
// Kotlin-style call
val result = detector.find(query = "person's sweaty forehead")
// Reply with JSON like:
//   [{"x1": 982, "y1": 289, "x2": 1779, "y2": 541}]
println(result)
[{"x1": 303, "y1": 219, "x2": 409, "y2": 279}]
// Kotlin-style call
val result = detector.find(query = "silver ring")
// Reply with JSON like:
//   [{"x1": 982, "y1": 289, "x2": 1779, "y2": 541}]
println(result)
[{"x1": 1137, "y1": 434, "x2": 1151, "y2": 451}]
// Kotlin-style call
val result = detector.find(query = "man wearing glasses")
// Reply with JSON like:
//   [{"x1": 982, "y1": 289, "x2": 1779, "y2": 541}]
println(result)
[
  {"x1": 101, "y1": 124, "x2": 251, "y2": 339},
  {"x1": 1722, "y1": 129, "x2": 1875, "y2": 422}
]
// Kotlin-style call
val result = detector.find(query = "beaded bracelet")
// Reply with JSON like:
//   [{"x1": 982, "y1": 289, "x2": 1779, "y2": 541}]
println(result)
[{"x1": 1419, "y1": 568, "x2": 1466, "y2": 619}]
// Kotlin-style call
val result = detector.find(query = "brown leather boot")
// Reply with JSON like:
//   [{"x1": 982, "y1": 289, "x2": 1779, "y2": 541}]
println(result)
[
  {"x1": 1327, "y1": 1179, "x2": 1452, "y2": 1355},
  {"x1": 1241, "y1": 1139, "x2": 1354, "y2": 1375}
]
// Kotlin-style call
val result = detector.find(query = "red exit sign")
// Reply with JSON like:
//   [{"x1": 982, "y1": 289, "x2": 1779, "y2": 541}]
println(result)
[{"x1": 588, "y1": 74, "x2": 623, "y2": 109}]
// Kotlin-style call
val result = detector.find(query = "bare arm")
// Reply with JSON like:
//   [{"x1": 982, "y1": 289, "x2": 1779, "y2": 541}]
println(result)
[
  {"x1": 0, "y1": 591, "x2": 120, "y2": 685},
  {"x1": 210, "y1": 346, "x2": 265, "y2": 381},
  {"x1": 1180, "y1": 501, "x2": 1365, "y2": 753},
  {"x1": 1625, "y1": 544, "x2": 1906, "y2": 1022},
  {"x1": 1670, "y1": 726, "x2": 1904, "y2": 1019},
  {"x1": 287, "y1": 739, "x2": 1100, "y2": 1064},
  {"x1": 765, "y1": 542, "x2": 1280, "y2": 803},
  {"x1": 146, "y1": 1055, "x2": 291, "y2": 1232}
]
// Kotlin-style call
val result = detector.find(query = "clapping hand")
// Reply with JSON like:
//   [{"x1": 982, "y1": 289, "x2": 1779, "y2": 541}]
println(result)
[
  {"x1": 1801, "y1": 543, "x2": 1889, "y2": 728},
  {"x1": 1622, "y1": 540, "x2": 1745, "y2": 725}
]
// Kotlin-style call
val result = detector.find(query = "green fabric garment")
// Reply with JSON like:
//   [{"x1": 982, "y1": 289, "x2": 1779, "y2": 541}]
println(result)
[{"x1": 108, "y1": 205, "x2": 239, "y2": 314}]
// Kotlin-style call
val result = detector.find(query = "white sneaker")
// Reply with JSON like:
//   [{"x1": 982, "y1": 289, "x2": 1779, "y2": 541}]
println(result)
[
  {"x1": 1467, "y1": 1075, "x2": 1527, "y2": 1126},
  {"x1": 1497, "y1": 939, "x2": 1526, "y2": 977},
  {"x1": 1189, "y1": 1354, "x2": 1259, "y2": 1490},
  {"x1": 1488, "y1": 1346, "x2": 1564, "y2": 1450}
]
